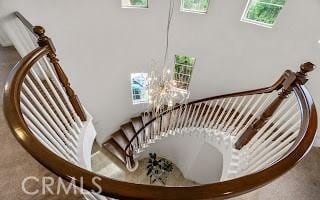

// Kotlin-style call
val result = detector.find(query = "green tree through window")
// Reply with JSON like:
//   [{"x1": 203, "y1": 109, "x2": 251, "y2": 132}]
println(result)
[
  {"x1": 174, "y1": 55, "x2": 196, "y2": 91},
  {"x1": 244, "y1": 0, "x2": 286, "y2": 26},
  {"x1": 122, "y1": 0, "x2": 148, "y2": 8},
  {"x1": 130, "y1": 0, "x2": 148, "y2": 6},
  {"x1": 181, "y1": 0, "x2": 209, "y2": 13}
]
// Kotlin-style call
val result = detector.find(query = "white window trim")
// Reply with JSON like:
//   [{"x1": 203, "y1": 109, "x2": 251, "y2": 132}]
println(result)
[
  {"x1": 174, "y1": 55, "x2": 196, "y2": 91},
  {"x1": 241, "y1": 0, "x2": 285, "y2": 28},
  {"x1": 131, "y1": 73, "x2": 149, "y2": 105},
  {"x1": 180, "y1": 0, "x2": 209, "y2": 14}
]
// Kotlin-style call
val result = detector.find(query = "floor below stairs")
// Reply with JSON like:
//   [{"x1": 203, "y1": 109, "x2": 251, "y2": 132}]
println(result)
[
  {"x1": 94, "y1": 140, "x2": 320, "y2": 199},
  {"x1": 91, "y1": 143, "x2": 198, "y2": 186}
]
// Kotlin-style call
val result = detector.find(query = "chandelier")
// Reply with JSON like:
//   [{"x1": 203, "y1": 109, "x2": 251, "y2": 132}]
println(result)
[
  {"x1": 147, "y1": 0, "x2": 190, "y2": 115},
  {"x1": 148, "y1": 68, "x2": 189, "y2": 114}
]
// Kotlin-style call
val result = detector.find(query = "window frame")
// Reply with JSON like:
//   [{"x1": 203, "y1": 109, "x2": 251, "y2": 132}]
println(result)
[
  {"x1": 180, "y1": 0, "x2": 210, "y2": 14},
  {"x1": 241, "y1": 0, "x2": 285, "y2": 28},
  {"x1": 130, "y1": 73, "x2": 149, "y2": 105},
  {"x1": 173, "y1": 55, "x2": 196, "y2": 92},
  {"x1": 121, "y1": 0, "x2": 149, "y2": 9}
]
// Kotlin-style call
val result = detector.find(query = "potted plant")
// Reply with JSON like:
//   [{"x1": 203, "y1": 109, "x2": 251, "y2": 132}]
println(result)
[{"x1": 146, "y1": 153, "x2": 173, "y2": 185}]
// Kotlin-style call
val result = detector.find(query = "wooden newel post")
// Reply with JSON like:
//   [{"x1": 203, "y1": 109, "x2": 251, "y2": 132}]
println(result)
[
  {"x1": 33, "y1": 26, "x2": 87, "y2": 121},
  {"x1": 296, "y1": 62, "x2": 316, "y2": 84},
  {"x1": 235, "y1": 63, "x2": 315, "y2": 150},
  {"x1": 126, "y1": 148, "x2": 137, "y2": 171}
]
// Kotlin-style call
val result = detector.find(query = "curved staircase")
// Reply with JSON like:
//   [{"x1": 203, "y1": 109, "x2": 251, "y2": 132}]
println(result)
[
  {"x1": 103, "y1": 74, "x2": 308, "y2": 180},
  {"x1": 103, "y1": 117, "x2": 144, "y2": 168},
  {"x1": 2, "y1": 12, "x2": 318, "y2": 200},
  {"x1": 103, "y1": 102, "x2": 244, "y2": 171}
]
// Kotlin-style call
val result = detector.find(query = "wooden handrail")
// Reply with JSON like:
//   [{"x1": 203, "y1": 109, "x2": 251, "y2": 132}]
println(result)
[
  {"x1": 124, "y1": 71, "x2": 287, "y2": 157},
  {"x1": 125, "y1": 63, "x2": 316, "y2": 157},
  {"x1": 4, "y1": 49, "x2": 317, "y2": 199},
  {"x1": 13, "y1": 11, "x2": 87, "y2": 121},
  {"x1": 235, "y1": 63, "x2": 315, "y2": 149},
  {"x1": 33, "y1": 26, "x2": 87, "y2": 121}
]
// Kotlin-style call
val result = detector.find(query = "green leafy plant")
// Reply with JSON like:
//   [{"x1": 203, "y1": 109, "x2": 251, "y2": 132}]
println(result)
[
  {"x1": 146, "y1": 153, "x2": 173, "y2": 185},
  {"x1": 130, "y1": 0, "x2": 148, "y2": 6},
  {"x1": 182, "y1": 0, "x2": 209, "y2": 13},
  {"x1": 246, "y1": 0, "x2": 286, "y2": 25}
]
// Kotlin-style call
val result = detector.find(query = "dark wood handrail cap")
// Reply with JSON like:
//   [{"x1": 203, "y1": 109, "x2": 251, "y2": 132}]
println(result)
[
  {"x1": 300, "y1": 62, "x2": 315, "y2": 74},
  {"x1": 33, "y1": 26, "x2": 45, "y2": 37}
]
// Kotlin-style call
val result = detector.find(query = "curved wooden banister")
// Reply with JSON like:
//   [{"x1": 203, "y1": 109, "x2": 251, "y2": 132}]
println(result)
[
  {"x1": 124, "y1": 71, "x2": 287, "y2": 157},
  {"x1": 13, "y1": 11, "x2": 87, "y2": 121},
  {"x1": 3, "y1": 48, "x2": 317, "y2": 199}
]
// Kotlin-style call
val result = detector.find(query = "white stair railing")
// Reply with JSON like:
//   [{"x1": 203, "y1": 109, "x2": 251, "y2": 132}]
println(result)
[
  {"x1": 5, "y1": 12, "x2": 104, "y2": 200},
  {"x1": 126, "y1": 66, "x2": 312, "y2": 180}
]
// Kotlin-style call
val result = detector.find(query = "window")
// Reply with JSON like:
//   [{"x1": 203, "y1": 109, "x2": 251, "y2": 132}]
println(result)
[
  {"x1": 131, "y1": 73, "x2": 149, "y2": 104},
  {"x1": 241, "y1": 0, "x2": 286, "y2": 28},
  {"x1": 181, "y1": 0, "x2": 209, "y2": 14},
  {"x1": 122, "y1": 0, "x2": 148, "y2": 8},
  {"x1": 174, "y1": 55, "x2": 196, "y2": 91}
]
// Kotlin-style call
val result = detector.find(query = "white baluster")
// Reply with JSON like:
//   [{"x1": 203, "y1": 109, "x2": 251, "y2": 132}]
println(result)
[
  {"x1": 247, "y1": 101, "x2": 298, "y2": 154},
  {"x1": 245, "y1": 97, "x2": 296, "y2": 150},
  {"x1": 247, "y1": 133, "x2": 297, "y2": 173},
  {"x1": 248, "y1": 111, "x2": 299, "y2": 162},
  {"x1": 196, "y1": 101, "x2": 208, "y2": 128},
  {"x1": 224, "y1": 96, "x2": 246, "y2": 132},
  {"x1": 230, "y1": 95, "x2": 256, "y2": 136},
  {"x1": 187, "y1": 104, "x2": 198, "y2": 128},
  {"x1": 21, "y1": 103, "x2": 78, "y2": 162},
  {"x1": 236, "y1": 93, "x2": 274, "y2": 136},
  {"x1": 181, "y1": 104, "x2": 192, "y2": 128},
  {"x1": 214, "y1": 98, "x2": 233, "y2": 130},
  {"x1": 43, "y1": 57, "x2": 84, "y2": 127},
  {"x1": 24, "y1": 116, "x2": 66, "y2": 159},
  {"x1": 177, "y1": 104, "x2": 188, "y2": 132},
  {"x1": 248, "y1": 121, "x2": 300, "y2": 167},
  {"x1": 22, "y1": 81, "x2": 78, "y2": 147},
  {"x1": 27, "y1": 71, "x2": 79, "y2": 141},
  {"x1": 21, "y1": 93, "x2": 78, "y2": 151},
  {"x1": 209, "y1": 99, "x2": 226, "y2": 129},
  {"x1": 191, "y1": 103, "x2": 202, "y2": 128},
  {"x1": 23, "y1": 24, "x2": 83, "y2": 128},
  {"x1": 171, "y1": 105, "x2": 182, "y2": 131},
  {"x1": 36, "y1": 61, "x2": 82, "y2": 134},
  {"x1": 200, "y1": 100, "x2": 214, "y2": 128},
  {"x1": 204, "y1": 100, "x2": 219, "y2": 128}
]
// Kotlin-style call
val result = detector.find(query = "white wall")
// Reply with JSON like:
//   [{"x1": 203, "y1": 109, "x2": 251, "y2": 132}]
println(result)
[
  {"x1": 1, "y1": 0, "x2": 319, "y2": 144},
  {"x1": 138, "y1": 132, "x2": 225, "y2": 184},
  {"x1": 186, "y1": 143, "x2": 223, "y2": 184},
  {"x1": 0, "y1": 18, "x2": 12, "y2": 46}
]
